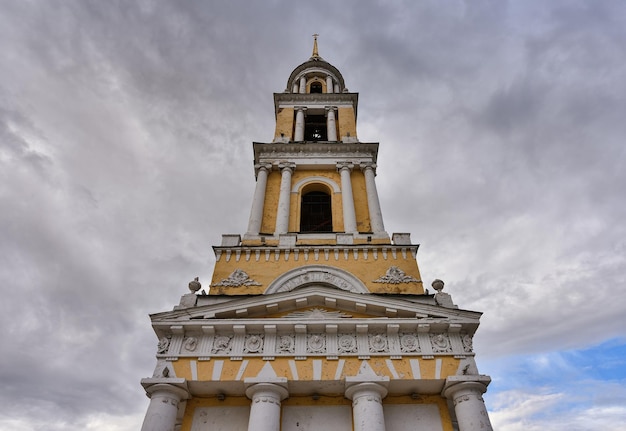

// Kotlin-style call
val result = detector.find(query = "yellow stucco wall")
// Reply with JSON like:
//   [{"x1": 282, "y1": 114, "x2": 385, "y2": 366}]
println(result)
[
  {"x1": 274, "y1": 107, "x2": 294, "y2": 140},
  {"x1": 172, "y1": 356, "x2": 460, "y2": 384},
  {"x1": 258, "y1": 169, "x2": 375, "y2": 236},
  {"x1": 338, "y1": 107, "x2": 357, "y2": 139},
  {"x1": 209, "y1": 251, "x2": 423, "y2": 295}
]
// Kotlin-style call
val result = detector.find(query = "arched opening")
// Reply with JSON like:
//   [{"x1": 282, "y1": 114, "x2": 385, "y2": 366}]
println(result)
[
  {"x1": 300, "y1": 188, "x2": 332, "y2": 233},
  {"x1": 310, "y1": 82, "x2": 323, "y2": 93},
  {"x1": 304, "y1": 115, "x2": 327, "y2": 141}
]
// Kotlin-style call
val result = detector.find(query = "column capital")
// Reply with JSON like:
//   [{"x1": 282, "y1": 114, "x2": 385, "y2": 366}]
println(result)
[
  {"x1": 345, "y1": 381, "x2": 389, "y2": 402},
  {"x1": 359, "y1": 162, "x2": 377, "y2": 172},
  {"x1": 336, "y1": 162, "x2": 354, "y2": 172},
  {"x1": 254, "y1": 163, "x2": 273, "y2": 174},
  {"x1": 245, "y1": 381, "x2": 289, "y2": 401},
  {"x1": 277, "y1": 162, "x2": 296, "y2": 173},
  {"x1": 325, "y1": 106, "x2": 337, "y2": 113},
  {"x1": 442, "y1": 375, "x2": 491, "y2": 400},
  {"x1": 294, "y1": 106, "x2": 308, "y2": 112},
  {"x1": 141, "y1": 378, "x2": 190, "y2": 399}
]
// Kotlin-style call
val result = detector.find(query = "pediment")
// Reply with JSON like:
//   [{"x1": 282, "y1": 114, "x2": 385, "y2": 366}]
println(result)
[
  {"x1": 149, "y1": 286, "x2": 481, "y2": 361},
  {"x1": 151, "y1": 286, "x2": 480, "y2": 326}
]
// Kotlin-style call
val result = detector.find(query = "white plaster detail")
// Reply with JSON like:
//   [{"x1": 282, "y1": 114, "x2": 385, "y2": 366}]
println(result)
[
  {"x1": 264, "y1": 265, "x2": 368, "y2": 294},
  {"x1": 284, "y1": 308, "x2": 351, "y2": 319},
  {"x1": 190, "y1": 360, "x2": 198, "y2": 380},
  {"x1": 307, "y1": 333, "x2": 326, "y2": 353},
  {"x1": 385, "y1": 359, "x2": 400, "y2": 379},
  {"x1": 400, "y1": 334, "x2": 420, "y2": 353},
  {"x1": 334, "y1": 359, "x2": 345, "y2": 380},
  {"x1": 212, "y1": 360, "x2": 224, "y2": 381},
  {"x1": 313, "y1": 360, "x2": 323, "y2": 380},
  {"x1": 211, "y1": 269, "x2": 261, "y2": 287},
  {"x1": 289, "y1": 360, "x2": 299, "y2": 380},
  {"x1": 236, "y1": 360, "x2": 249, "y2": 380},
  {"x1": 277, "y1": 335, "x2": 295, "y2": 353},
  {"x1": 410, "y1": 359, "x2": 421, "y2": 379},
  {"x1": 431, "y1": 333, "x2": 453, "y2": 353},
  {"x1": 244, "y1": 334, "x2": 264, "y2": 353},
  {"x1": 212, "y1": 335, "x2": 232, "y2": 354},
  {"x1": 256, "y1": 361, "x2": 279, "y2": 380},
  {"x1": 291, "y1": 176, "x2": 340, "y2": 193},
  {"x1": 338, "y1": 334, "x2": 358, "y2": 354},
  {"x1": 373, "y1": 266, "x2": 421, "y2": 284}
]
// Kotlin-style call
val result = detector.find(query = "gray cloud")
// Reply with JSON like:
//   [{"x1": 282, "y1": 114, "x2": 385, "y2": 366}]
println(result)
[{"x1": 2, "y1": 0, "x2": 625, "y2": 429}]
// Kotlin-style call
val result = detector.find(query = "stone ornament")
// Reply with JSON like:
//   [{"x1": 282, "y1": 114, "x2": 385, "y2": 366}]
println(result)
[
  {"x1": 277, "y1": 335, "x2": 295, "y2": 353},
  {"x1": 211, "y1": 269, "x2": 261, "y2": 287},
  {"x1": 212, "y1": 335, "x2": 233, "y2": 354},
  {"x1": 244, "y1": 334, "x2": 264, "y2": 353},
  {"x1": 462, "y1": 334, "x2": 473, "y2": 352},
  {"x1": 157, "y1": 336, "x2": 170, "y2": 353},
  {"x1": 188, "y1": 277, "x2": 201, "y2": 292},
  {"x1": 285, "y1": 308, "x2": 351, "y2": 319},
  {"x1": 430, "y1": 333, "x2": 452, "y2": 353},
  {"x1": 183, "y1": 337, "x2": 198, "y2": 352},
  {"x1": 338, "y1": 334, "x2": 357, "y2": 353},
  {"x1": 399, "y1": 334, "x2": 420, "y2": 352},
  {"x1": 369, "y1": 333, "x2": 388, "y2": 352},
  {"x1": 307, "y1": 334, "x2": 326, "y2": 353},
  {"x1": 373, "y1": 266, "x2": 421, "y2": 284}
]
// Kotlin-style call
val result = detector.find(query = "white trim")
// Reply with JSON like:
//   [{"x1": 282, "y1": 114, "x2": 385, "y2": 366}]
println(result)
[
  {"x1": 264, "y1": 265, "x2": 369, "y2": 294},
  {"x1": 291, "y1": 176, "x2": 341, "y2": 193}
]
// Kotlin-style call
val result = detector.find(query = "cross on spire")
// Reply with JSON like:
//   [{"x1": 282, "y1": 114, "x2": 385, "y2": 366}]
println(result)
[{"x1": 312, "y1": 33, "x2": 320, "y2": 58}]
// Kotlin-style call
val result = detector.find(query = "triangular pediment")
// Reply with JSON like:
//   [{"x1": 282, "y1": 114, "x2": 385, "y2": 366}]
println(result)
[{"x1": 151, "y1": 286, "x2": 480, "y2": 326}]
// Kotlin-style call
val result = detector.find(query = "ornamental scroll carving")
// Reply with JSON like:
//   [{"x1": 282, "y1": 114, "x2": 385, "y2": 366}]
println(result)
[
  {"x1": 373, "y1": 266, "x2": 421, "y2": 284},
  {"x1": 211, "y1": 269, "x2": 261, "y2": 287},
  {"x1": 284, "y1": 308, "x2": 351, "y2": 319}
]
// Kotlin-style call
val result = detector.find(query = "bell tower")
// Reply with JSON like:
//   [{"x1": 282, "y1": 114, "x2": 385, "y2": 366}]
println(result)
[{"x1": 140, "y1": 37, "x2": 493, "y2": 431}]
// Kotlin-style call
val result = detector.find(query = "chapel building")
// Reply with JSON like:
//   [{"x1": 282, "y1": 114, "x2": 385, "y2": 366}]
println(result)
[{"x1": 139, "y1": 37, "x2": 494, "y2": 431}]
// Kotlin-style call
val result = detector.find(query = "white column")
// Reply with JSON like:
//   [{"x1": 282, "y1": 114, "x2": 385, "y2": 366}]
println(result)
[
  {"x1": 246, "y1": 164, "x2": 271, "y2": 236},
  {"x1": 360, "y1": 163, "x2": 386, "y2": 234},
  {"x1": 337, "y1": 162, "x2": 357, "y2": 233},
  {"x1": 345, "y1": 382, "x2": 388, "y2": 431},
  {"x1": 334, "y1": 83, "x2": 340, "y2": 93},
  {"x1": 292, "y1": 82, "x2": 298, "y2": 93},
  {"x1": 443, "y1": 378, "x2": 493, "y2": 431},
  {"x1": 275, "y1": 163, "x2": 295, "y2": 235},
  {"x1": 140, "y1": 383, "x2": 189, "y2": 431},
  {"x1": 326, "y1": 107, "x2": 337, "y2": 141},
  {"x1": 294, "y1": 107, "x2": 306, "y2": 141},
  {"x1": 326, "y1": 75, "x2": 334, "y2": 93},
  {"x1": 299, "y1": 76, "x2": 307, "y2": 94},
  {"x1": 245, "y1": 383, "x2": 289, "y2": 431}
]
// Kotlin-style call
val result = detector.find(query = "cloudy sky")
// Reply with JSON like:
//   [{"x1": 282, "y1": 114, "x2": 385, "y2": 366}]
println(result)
[{"x1": 2, "y1": 1, "x2": 625, "y2": 430}]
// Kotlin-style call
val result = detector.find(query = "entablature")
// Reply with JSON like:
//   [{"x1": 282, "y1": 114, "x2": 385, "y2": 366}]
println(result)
[{"x1": 253, "y1": 142, "x2": 378, "y2": 168}]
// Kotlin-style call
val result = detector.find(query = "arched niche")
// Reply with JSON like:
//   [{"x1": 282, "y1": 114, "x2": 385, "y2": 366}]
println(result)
[{"x1": 264, "y1": 265, "x2": 369, "y2": 294}]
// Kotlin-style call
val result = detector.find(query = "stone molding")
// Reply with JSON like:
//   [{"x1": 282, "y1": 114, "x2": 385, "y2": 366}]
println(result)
[
  {"x1": 213, "y1": 245, "x2": 418, "y2": 263},
  {"x1": 264, "y1": 265, "x2": 368, "y2": 294},
  {"x1": 211, "y1": 269, "x2": 262, "y2": 287},
  {"x1": 154, "y1": 322, "x2": 475, "y2": 360},
  {"x1": 373, "y1": 266, "x2": 421, "y2": 284}
]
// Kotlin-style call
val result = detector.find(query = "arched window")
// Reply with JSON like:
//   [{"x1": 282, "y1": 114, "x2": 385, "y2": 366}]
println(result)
[
  {"x1": 310, "y1": 82, "x2": 323, "y2": 93},
  {"x1": 300, "y1": 191, "x2": 332, "y2": 233},
  {"x1": 304, "y1": 115, "x2": 327, "y2": 141}
]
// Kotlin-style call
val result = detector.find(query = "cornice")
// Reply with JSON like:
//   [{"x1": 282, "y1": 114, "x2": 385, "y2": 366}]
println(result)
[{"x1": 253, "y1": 141, "x2": 379, "y2": 165}]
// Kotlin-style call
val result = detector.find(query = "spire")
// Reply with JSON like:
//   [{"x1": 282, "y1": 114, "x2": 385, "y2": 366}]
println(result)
[{"x1": 311, "y1": 33, "x2": 320, "y2": 60}]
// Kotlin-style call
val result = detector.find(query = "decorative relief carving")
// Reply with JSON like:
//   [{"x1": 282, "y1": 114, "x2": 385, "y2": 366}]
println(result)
[
  {"x1": 307, "y1": 334, "x2": 326, "y2": 353},
  {"x1": 212, "y1": 335, "x2": 233, "y2": 354},
  {"x1": 399, "y1": 334, "x2": 420, "y2": 352},
  {"x1": 368, "y1": 333, "x2": 388, "y2": 352},
  {"x1": 338, "y1": 334, "x2": 357, "y2": 353},
  {"x1": 182, "y1": 337, "x2": 198, "y2": 352},
  {"x1": 373, "y1": 266, "x2": 421, "y2": 284},
  {"x1": 276, "y1": 335, "x2": 295, "y2": 353},
  {"x1": 462, "y1": 334, "x2": 473, "y2": 352},
  {"x1": 157, "y1": 336, "x2": 171, "y2": 354},
  {"x1": 271, "y1": 270, "x2": 364, "y2": 293},
  {"x1": 211, "y1": 269, "x2": 261, "y2": 287},
  {"x1": 430, "y1": 333, "x2": 452, "y2": 353},
  {"x1": 285, "y1": 308, "x2": 351, "y2": 319},
  {"x1": 244, "y1": 334, "x2": 264, "y2": 353}
]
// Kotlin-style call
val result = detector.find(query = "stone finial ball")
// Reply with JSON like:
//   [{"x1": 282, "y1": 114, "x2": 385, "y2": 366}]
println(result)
[
  {"x1": 431, "y1": 279, "x2": 445, "y2": 292},
  {"x1": 188, "y1": 277, "x2": 201, "y2": 292}
]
